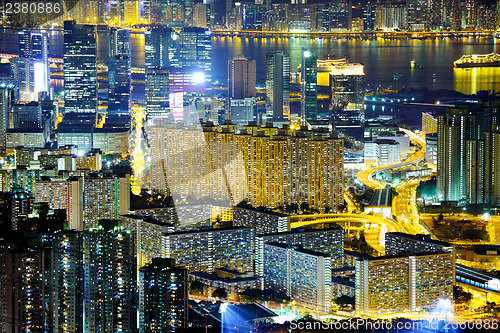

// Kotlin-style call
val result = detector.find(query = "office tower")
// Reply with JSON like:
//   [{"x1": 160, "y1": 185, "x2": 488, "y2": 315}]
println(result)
[
  {"x1": 256, "y1": 227, "x2": 344, "y2": 277},
  {"x1": 266, "y1": 51, "x2": 290, "y2": 119},
  {"x1": 178, "y1": 27, "x2": 212, "y2": 85},
  {"x1": 0, "y1": 242, "x2": 53, "y2": 332},
  {"x1": 300, "y1": 49, "x2": 318, "y2": 121},
  {"x1": 120, "y1": 214, "x2": 174, "y2": 271},
  {"x1": 408, "y1": 0, "x2": 429, "y2": 30},
  {"x1": 15, "y1": 30, "x2": 50, "y2": 100},
  {"x1": 124, "y1": 0, "x2": 140, "y2": 25},
  {"x1": 139, "y1": 258, "x2": 189, "y2": 333},
  {"x1": 83, "y1": 174, "x2": 130, "y2": 229},
  {"x1": 84, "y1": 220, "x2": 137, "y2": 332},
  {"x1": 108, "y1": 28, "x2": 131, "y2": 115},
  {"x1": 63, "y1": 21, "x2": 97, "y2": 114},
  {"x1": 228, "y1": 55, "x2": 256, "y2": 99},
  {"x1": 34, "y1": 177, "x2": 84, "y2": 230},
  {"x1": 364, "y1": 3, "x2": 377, "y2": 30},
  {"x1": 330, "y1": 0, "x2": 352, "y2": 30},
  {"x1": 163, "y1": 226, "x2": 253, "y2": 273},
  {"x1": 192, "y1": 3, "x2": 208, "y2": 28},
  {"x1": 229, "y1": 97, "x2": 258, "y2": 128},
  {"x1": 146, "y1": 68, "x2": 170, "y2": 117},
  {"x1": 263, "y1": 243, "x2": 332, "y2": 313},
  {"x1": 322, "y1": 59, "x2": 365, "y2": 140},
  {"x1": 145, "y1": 26, "x2": 178, "y2": 69},
  {"x1": 4, "y1": 188, "x2": 34, "y2": 230},
  {"x1": 437, "y1": 100, "x2": 499, "y2": 204},
  {"x1": 355, "y1": 252, "x2": 454, "y2": 316},
  {"x1": 385, "y1": 232, "x2": 455, "y2": 256},
  {"x1": 12, "y1": 101, "x2": 41, "y2": 129},
  {"x1": 0, "y1": 86, "x2": 13, "y2": 151},
  {"x1": 147, "y1": 123, "x2": 344, "y2": 212},
  {"x1": 41, "y1": 231, "x2": 85, "y2": 333},
  {"x1": 426, "y1": 133, "x2": 438, "y2": 169}
]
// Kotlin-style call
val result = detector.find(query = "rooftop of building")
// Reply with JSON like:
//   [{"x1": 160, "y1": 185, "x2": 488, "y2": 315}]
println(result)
[
  {"x1": 386, "y1": 232, "x2": 453, "y2": 247},
  {"x1": 265, "y1": 242, "x2": 330, "y2": 257},
  {"x1": 120, "y1": 214, "x2": 172, "y2": 226},
  {"x1": 257, "y1": 226, "x2": 342, "y2": 238},
  {"x1": 164, "y1": 226, "x2": 250, "y2": 236},
  {"x1": 234, "y1": 203, "x2": 288, "y2": 217},
  {"x1": 366, "y1": 250, "x2": 452, "y2": 262},
  {"x1": 189, "y1": 271, "x2": 260, "y2": 283},
  {"x1": 331, "y1": 276, "x2": 355, "y2": 288}
]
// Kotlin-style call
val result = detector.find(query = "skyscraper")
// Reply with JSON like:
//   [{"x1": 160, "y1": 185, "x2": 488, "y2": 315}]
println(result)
[
  {"x1": 228, "y1": 55, "x2": 256, "y2": 99},
  {"x1": 63, "y1": 21, "x2": 97, "y2": 115},
  {"x1": 145, "y1": 26, "x2": 178, "y2": 69},
  {"x1": 12, "y1": 101, "x2": 41, "y2": 129},
  {"x1": 83, "y1": 174, "x2": 130, "y2": 229},
  {"x1": 84, "y1": 220, "x2": 137, "y2": 332},
  {"x1": 178, "y1": 27, "x2": 212, "y2": 86},
  {"x1": 437, "y1": 100, "x2": 499, "y2": 204},
  {"x1": 108, "y1": 28, "x2": 131, "y2": 115},
  {"x1": 266, "y1": 51, "x2": 290, "y2": 119},
  {"x1": 300, "y1": 49, "x2": 318, "y2": 121},
  {"x1": 0, "y1": 85, "x2": 13, "y2": 151},
  {"x1": 16, "y1": 30, "x2": 50, "y2": 100},
  {"x1": 146, "y1": 68, "x2": 170, "y2": 117},
  {"x1": 139, "y1": 258, "x2": 189, "y2": 333}
]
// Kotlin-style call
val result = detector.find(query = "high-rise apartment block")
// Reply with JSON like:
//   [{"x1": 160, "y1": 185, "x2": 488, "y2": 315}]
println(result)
[
  {"x1": 233, "y1": 205, "x2": 290, "y2": 235},
  {"x1": 83, "y1": 173, "x2": 130, "y2": 229},
  {"x1": 34, "y1": 177, "x2": 84, "y2": 230},
  {"x1": 263, "y1": 243, "x2": 332, "y2": 314},
  {"x1": 355, "y1": 252, "x2": 454, "y2": 316},
  {"x1": 437, "y1": 100, "x2": 500, "y2": 204},
  {"x1": 266, "y1": 51, "x2": 290, "y2": 119},
  {"x1": 84, "y1": 220, "x2": 137, "y2": 332},
  {"x1": 147, "y1": 122, "x2": 344, "y2": 212},
  {"x1": 385, "y1": 232, "x2": 455, "y2": 256},
  {"x1": 120, "y1": 214, "x2": 174, "y2": 271},
  {"x1": 257, "y1": 227, "x2": 344, "y2": 277},
  {"x1": 139, "y1": 258, "x2": 189, "y2": 333},
  {"x1": 63, "y1": 21, "x2": 97, "y2": 114},
  {"x1": 162, "y1": 226, "x2": 253, "y2": 273}
]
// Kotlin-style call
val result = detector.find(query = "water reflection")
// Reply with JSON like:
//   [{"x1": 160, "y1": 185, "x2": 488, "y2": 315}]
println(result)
[{"x1": 454, "y1": 67, "x2": 500, "y2": 95}]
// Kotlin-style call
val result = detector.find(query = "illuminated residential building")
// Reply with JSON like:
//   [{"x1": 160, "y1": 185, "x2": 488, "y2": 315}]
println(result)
[
  {"x1": 139, "y1": 258, "x2": 188, "y2": 333},
  {"x1": 162, "y1": 226, "x2": 253, "y2": 273},
  {"x1": 83, "y1": 173, "x2": 130, "y2": 229},
  {"x1": 233, "y1": 205, "x2": 290, "y2": 235},
  {"x1": 437, "y1": 100, "x2": 500, "y2": 204},
  {"x1": 63, "y1": 21, "x2": 97, "y2": 114},
  {"x1": 426, "y1": 133, "x2": 438, "y2": 169},
  {"x1": 84, "y1": 220, "x2": 137, "y2": 333},
  {"x1": 41, "y1": 231, "x2": 85, "y2": 333},
  {"x1": 228, "y1": 55, "x2": 256, "y2": 99},
  {"x1": 6, "y1": 129, "x2": 46, "y2": 149},
  {"x1": 422, "y1": 112, "x2": 438, "y2": 137},
  {"x1": 263, "y1": 243, "x2": 332, "y2": 314},
  {"x1": 0, "y1": 243, "x2": 53, "y2": 332},
  {"x1": 484, "y1": 125, "x2": 500, "y2": 205},
  {"x1": 256, "y1": 227, "x2": 344, "y2": 277},
  {"x1": 147, "y1": 122, "x2": 344, "y2": 212},
  {"x1": 4, "y1": 188, "x2": 34, "y2": 230},
  {"x1": 34, "y1": 177, "x2": 84, "y2": 230},
  {"x1": 120, "y1": 214, "x2": 174, "y2": 271},
  {"x1": 355, "y1": 252, "x2": 454, "y2": 316},
  {"x1": 189, "y1": 269, "x2": 262, "y2": 298},
  {"x1": 266, "y1": 51, "x2": 290, "y2": 119},
  {"x1": 375, "y1": 1, "x2": 408, "y2": 30},
  {"x1": 300, "y1": 49, "x2": 318, "y2": 121},
  {"x1": 385, "y1": 232, "x2": 455, "y2": 256},
  {"x1": 92, "y1": 127, "x2": 130, "y2": 154},
  {"x1": 124, "y1": 0, "x2": 140, "y2": 25},
  {"x1": 108, "y1": 28, "x2": 131, "y2": 115}
]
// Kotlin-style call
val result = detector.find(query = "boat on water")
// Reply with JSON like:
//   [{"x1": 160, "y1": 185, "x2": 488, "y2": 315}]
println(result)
[{"x1": 454, "y1": 53, "x2": 500, "y2": 68}]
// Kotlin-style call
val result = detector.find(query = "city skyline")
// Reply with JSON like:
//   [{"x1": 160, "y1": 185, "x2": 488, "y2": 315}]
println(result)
[{"x1": 1, "y1": 1, "x2": 500, "y2": 332}]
